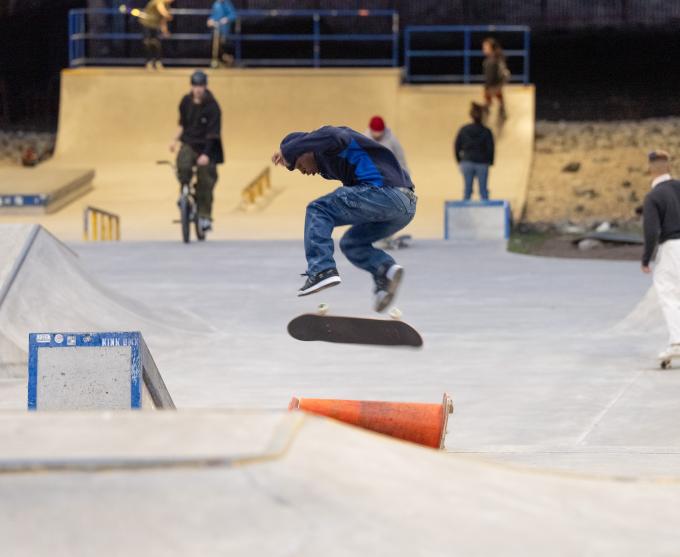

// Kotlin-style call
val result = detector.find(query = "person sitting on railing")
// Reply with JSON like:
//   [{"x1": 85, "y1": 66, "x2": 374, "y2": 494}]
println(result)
[
  {"x1": 169, "y1": 70, "x2": 224, "y2": 233},
  {"x1": 140, "y1": 0, "x2": 175, "y2": 70},
  {"x1": 208, "y1": 0, "x2": 237, "y2": 68},
  {"x1": 271, "y1": 126, "x2": 417, "y2": 312},
  {"x1": 454, "y1": 102, "x2": 494, "y2": 201},
  {"x1": 364, "y1": 116, "x2": 409, "y2": 174},
  {"x1": 482, "y1": 37, "x2": 510, "y2": 119}
]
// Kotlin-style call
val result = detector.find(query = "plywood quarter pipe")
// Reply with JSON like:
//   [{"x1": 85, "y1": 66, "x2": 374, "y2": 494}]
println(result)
[{"x1": 3, "y1": 68, "x2": 533, "y2": 240}]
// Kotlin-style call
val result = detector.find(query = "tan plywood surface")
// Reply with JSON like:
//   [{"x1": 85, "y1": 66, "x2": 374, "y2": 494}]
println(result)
[{"x1": 2, "y1": 68, "x2": 533, "y2": 240}]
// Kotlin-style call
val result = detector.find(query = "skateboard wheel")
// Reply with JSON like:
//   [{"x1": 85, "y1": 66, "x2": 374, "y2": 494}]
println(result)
[
  {"x1": 317, "y1": 303, "x2": 329, "y2": 316},
  {"x1": 389, "y1": 307, "x2": 402, "y2": 320},
  {"x1": 661, "y1": 359, "x2": 672, "y2": 370}
]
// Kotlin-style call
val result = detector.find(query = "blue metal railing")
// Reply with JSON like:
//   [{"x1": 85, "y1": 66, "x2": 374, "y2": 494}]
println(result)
[
  {"x1": 68, "y1": 8, "x2": 399, "y2": 68},
  {"x1": 405, "y1": 25, "x2": 530, "y2": 84}
]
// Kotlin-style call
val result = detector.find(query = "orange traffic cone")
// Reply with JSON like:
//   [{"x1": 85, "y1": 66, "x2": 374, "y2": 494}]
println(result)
[{"x1": 288, "y1": 393, "x2": 454, "y2": 449}]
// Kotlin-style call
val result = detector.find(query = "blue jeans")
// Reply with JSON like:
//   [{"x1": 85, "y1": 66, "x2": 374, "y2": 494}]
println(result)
[
  {"x1": 304, "y1": 185, "x2": 417, "y2": 276},
  {"x1": 460, "y1": 161, "x2": 490, "y2": 200}
]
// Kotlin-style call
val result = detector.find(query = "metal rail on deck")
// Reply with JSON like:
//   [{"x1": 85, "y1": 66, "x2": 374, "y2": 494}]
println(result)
[
  {"x1": 83, "y1": 206, "x2": 120, "y2": 241},
  {"x1": 68, "y1": 8, "x2": 398, "y2": 68},
  {"x1": 404, "y1": 25, "x2": 530, "y2": 84}
]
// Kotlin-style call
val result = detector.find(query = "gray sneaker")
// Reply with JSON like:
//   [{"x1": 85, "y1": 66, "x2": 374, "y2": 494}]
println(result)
[
  {"x1": 374, "y1": 264, "x2": 404, "y2": 312},
  {"x1": 198, "y1": 217, "x2": 212, "y2": 232}
]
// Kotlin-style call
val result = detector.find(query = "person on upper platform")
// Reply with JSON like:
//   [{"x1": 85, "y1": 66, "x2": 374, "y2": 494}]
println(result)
[
  {"x1": 482, "y1": 37, "x2": 509, "y2": 119},
  {"x1": 140, "y1": 0, "x2": 174, "y2": 70},
  {"x1": 207, "y1": 0, "x2": 237, "y2": 67},
  {"x1": 271, "y1": 125, "x2": 417, "y2": 312},
  {"x1": 364, "y1": 116, "x2": 409, "y2": 173}
]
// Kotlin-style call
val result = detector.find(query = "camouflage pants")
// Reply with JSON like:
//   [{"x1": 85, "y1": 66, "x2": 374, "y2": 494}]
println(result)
[{"x1": 176, "y1": 144, "x2": 217, "y2": 219}]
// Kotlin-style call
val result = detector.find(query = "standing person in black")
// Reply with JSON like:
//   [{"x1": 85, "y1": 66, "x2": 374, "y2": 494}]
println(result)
[
  {"x1": 169, "y1": 70, "x2": 224, "y2": 233},
  {"x1": 454, "y1": 102, "x2": 495, "y2": 201},
  {"x1": 641, "y1": 150, "x2": 680, "y2": 363}
]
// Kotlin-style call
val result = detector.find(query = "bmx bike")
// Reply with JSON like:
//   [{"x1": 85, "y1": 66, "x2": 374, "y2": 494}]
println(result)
[{"x1": 157, "y1": 160, "x2": 206, "y2": 243}]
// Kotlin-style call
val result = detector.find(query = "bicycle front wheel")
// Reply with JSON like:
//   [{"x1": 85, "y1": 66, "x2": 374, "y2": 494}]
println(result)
[{"x1": 179, "y1": 196, "x2": 191, "y2": 243}]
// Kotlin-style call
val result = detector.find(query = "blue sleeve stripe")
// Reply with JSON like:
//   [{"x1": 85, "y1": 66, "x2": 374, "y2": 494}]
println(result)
[{"x1": 339, "y1": 139, "x2": 384, "y2": 187}]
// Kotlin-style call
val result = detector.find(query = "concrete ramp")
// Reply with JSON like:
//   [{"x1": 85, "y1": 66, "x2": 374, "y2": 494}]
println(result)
[
  {"x1": 1, "y1": 68, "x2": 534, "y2": 240},
  {"x1": 0, "y1": 410, "x2": 678, "y2": 556},
  {"x1": 398, "y1": 84, "x2": 535, "y2": 232},
  {"x1": 613, "y1": 286, "x2": 666, "y2": 335},
  {"x1": 0, "y1": 224, "x2": 205, "y2": 380}
]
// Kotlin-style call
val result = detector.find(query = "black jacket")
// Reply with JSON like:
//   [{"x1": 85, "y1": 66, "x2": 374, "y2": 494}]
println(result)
[
  {"x1": 483, "y1": 55, "x2": 507, "y2": 88},
  {"x1": 642, "y1": 179, "x2": 680, "y2": 265},
  {"x1": 179, "y1": 90, "x2": 224, "y2": 164},
  {"x1": 454, "y1": 123, "x2": 495, "y2": 165}
]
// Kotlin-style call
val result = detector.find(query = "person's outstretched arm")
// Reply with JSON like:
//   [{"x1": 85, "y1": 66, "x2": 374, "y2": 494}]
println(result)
[
  {"x1": 224, "y1": 0, "x2": 237, "y2": 21},
  {"x1": 200, "y1": 103, "x2": 222, "y2": 163},
  {"x1": 642, "y1": 195, "x2": 661, "y2": 271},
  {"x1": 486, "y1": 128, "x2": 495, "y2": 165},
  {"x1": 453, "y1": 130, "x2": 462, "y2": 163},
  {"x1": 207, "y1": 1, "x2": 220, "y2": 27},
  {"x1": 390, "y1": 136, "x2": 409, "y2": 171},
  {"x1": 170, "y1": 126, "x2": 183, "y2": 152},
  {"x1": 157, "y1": 1, "x2": 172, "y2": 19},
  {"x1": 170, "y1": 100, "x2": 186, "y2": 152}
]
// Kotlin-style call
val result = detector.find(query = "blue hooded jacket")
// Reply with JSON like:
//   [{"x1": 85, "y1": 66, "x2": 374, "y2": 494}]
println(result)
[
  {"x1": 209, "y1": 0, "x2": 237, "y2": 37},
  {"x1": 280, "y1": 126, "x2": 415, "y2": 190}
]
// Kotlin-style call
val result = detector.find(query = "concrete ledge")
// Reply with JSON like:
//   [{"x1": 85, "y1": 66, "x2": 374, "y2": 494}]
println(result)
[
  {"x1": 0, "y1": 166, "x2": 94, "y2": 214},
  {"x1": 27, "y1": 331, "x2": 174, "y2": 410},
  {"x1": 444, "y1": 200, "x2": 511, "y2": 241}
]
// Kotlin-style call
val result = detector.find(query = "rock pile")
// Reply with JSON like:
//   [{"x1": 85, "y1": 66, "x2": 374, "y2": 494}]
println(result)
[
  {"x1": 524, "y1": 118, "x2": 680, "y2": 225},
  {"x1": 0, "y1": 131, "x2": 55, "y2": 166}
]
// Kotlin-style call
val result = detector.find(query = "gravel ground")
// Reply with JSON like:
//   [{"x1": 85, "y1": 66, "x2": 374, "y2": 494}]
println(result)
[{"x1": 524, "y1": 118, "x2": 680, "y2": 225}]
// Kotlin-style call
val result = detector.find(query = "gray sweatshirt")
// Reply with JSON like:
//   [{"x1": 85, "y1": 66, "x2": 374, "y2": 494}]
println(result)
[{"x1": 364, "y1": 127, "x2": 409, "y2": 173}]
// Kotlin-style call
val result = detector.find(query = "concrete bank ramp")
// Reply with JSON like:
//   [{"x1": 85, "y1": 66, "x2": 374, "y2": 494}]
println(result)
[
  {"x1": 613, "y1": 286, "x2": 665, "y2": 335},
  {"x1": 0, "y1": 410, "x2": 678, "y2": 556},
  {"x1": 0, "y1": 224, "x2": 205, "y2": 378}
]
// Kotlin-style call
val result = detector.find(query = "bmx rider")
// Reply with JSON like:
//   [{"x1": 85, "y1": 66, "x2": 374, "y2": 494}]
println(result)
[{"x1": 169, "y1": 70, "x2": 224, "y2": 233}]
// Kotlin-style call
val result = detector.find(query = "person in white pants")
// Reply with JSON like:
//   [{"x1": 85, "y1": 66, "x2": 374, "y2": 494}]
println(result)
[{"x1": 641, "y1": 150, "x2": 680, "y2": 361}]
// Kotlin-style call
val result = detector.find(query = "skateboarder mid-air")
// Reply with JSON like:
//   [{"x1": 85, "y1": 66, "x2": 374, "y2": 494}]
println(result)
[{"x1": 271, "y1": 125, "x2": 417, "y2": 312}]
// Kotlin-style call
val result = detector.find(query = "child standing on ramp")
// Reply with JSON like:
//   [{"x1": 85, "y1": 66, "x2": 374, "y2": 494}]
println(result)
[{"x1": 272, "y1": 125, "x2": 417, "y2": 312}]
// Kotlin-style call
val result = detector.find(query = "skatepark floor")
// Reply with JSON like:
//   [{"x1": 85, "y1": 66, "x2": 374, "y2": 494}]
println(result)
[
  {"x1": 11, "y1": 239, "x2": 675, "y2": 474},
  {"x1": 2, "y1": 237, "x2": 680, "y2": 554}
]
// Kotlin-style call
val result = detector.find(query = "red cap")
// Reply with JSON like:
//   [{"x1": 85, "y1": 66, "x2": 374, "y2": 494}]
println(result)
[{"x1": 369, "y1": 116, "x2": 385, "y2": 132}]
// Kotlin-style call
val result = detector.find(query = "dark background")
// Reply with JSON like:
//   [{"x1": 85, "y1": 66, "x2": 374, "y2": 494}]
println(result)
[{"x1": 2, "y1": 0, "x2": 680, "y2": 129}]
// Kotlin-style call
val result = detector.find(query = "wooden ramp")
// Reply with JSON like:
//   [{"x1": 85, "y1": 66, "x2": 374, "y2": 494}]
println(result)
[
  {"x1": 1, "y1": 68, "x2": 534, "y2": 240},
  {"x1": 0, "y1": 166, "x2": 94, "y2": 214}
]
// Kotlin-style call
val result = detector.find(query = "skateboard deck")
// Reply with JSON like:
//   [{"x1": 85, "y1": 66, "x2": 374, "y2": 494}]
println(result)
[{"x1": 288, "y1": 313, "x2": 423, "y2": 348}]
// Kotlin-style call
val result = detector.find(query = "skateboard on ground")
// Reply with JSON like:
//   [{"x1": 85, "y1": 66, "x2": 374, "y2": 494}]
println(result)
[
  {"x1": 377, "y1": 234, "x2": 412, "y2": 250},
  {"x1": 288, "y1": 304, "x2": 423, "y2": 348}
]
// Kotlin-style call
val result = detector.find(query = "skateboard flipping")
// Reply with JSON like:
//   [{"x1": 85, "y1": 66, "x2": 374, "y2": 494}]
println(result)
[{"x1": 271, "y1": 125, "x2": 417, "y2": 312}]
